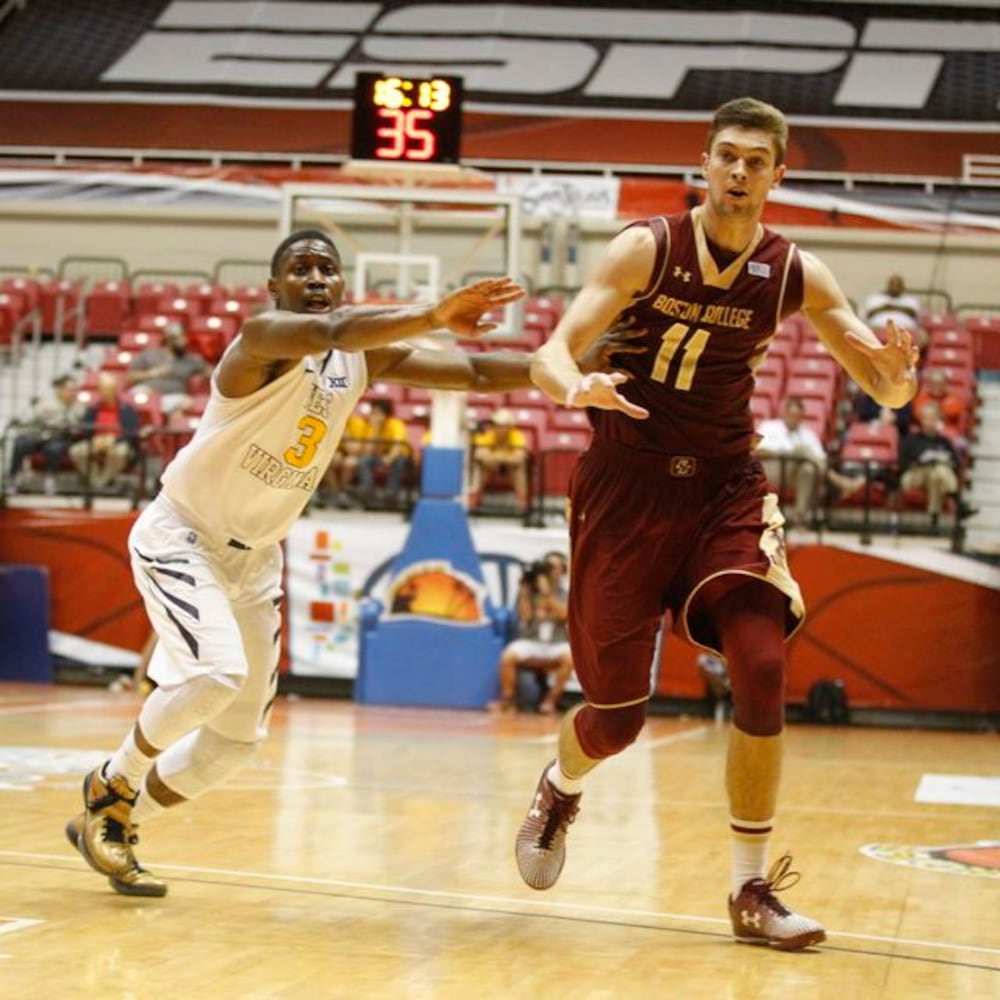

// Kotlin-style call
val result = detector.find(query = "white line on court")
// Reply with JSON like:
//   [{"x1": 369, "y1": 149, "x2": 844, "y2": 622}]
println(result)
[
  {"x1": 0, "y1": 699, "x2": 115, "y2": 717},
  {"x1": 2, "y1": 850, "x2": 997, "y2": 960},
  {"x1": 642, "y1": 726, "x2": 712, "y2": 749}
]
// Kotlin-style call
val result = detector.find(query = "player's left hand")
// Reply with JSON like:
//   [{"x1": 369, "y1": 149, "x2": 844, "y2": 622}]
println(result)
[
  {"x1": 428, "y1": 277, "x2": 526, "y2": 338},
  {"x1": 565, "y1": 371, "x2": 649, "y2": 419},
  {"x1": 845, "y1": 319, "x2": 920, "y2": 386}
]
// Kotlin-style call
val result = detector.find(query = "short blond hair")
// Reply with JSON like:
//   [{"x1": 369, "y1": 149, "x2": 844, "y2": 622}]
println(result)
[{"x1": 706, "y1": 97, "x2": 788, "y2": 165}]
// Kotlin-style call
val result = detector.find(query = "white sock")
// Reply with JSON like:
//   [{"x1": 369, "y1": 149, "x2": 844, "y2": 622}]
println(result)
[
  {"x1": 547, "y1": 761, "x2": 583, "y2": 795},
  {"x1": 730, "y1": 816, "x2": 773, "y2": 897},
  {"x1": 105, "y1": 729, "x2": 156, "y2": 795}
]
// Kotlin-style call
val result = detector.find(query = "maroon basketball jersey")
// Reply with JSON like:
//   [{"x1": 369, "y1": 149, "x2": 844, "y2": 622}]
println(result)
[{"x1": 590, "y1": 208, "x2": 804, "y2": 457}]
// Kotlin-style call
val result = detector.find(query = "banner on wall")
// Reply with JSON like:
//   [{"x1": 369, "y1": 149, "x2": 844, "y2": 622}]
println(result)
[
  {"x1": 285, "y1": 513, "x2": 571, "y2": 678},
  {"x1": 496, "y1": 175, "x2": 621, "y2": 220},
  {"x1": 1, "y1": 2, "x2": 995, "y2": 125}
]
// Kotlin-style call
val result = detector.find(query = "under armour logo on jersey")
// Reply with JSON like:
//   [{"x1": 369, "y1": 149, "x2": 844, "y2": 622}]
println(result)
[
  {"x1": 741, "y1": 909, "x2": 763, "y2": 929},
  {"x1": 673, "y1": 266, "x2": 691, "y2": 282},
  {"x1": 748, "y1": 261, "x2": 771, "y2": 278}
]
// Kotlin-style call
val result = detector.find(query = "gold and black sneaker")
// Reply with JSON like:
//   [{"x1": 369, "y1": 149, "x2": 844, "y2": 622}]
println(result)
[{"x1": 65, "y1": 810, "x2": 167, "y2": 898}]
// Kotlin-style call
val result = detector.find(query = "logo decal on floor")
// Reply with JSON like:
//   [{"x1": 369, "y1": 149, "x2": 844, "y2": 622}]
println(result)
[{"x1": 861, "y1": 841, "x2": 1000, "y2": 879}]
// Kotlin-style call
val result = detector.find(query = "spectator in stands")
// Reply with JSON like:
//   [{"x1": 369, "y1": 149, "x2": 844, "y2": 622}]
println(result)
[
  {"x1": 899, "y1": 400, "x2": 962, "y2": 530},
  {"x1": 489, "y1": 554, "x2": 573, "y2": 715},
  {"x1": 7, "y1": 373, "x2": 84, "y2": 495},
  {"x1": 912, "y1": 367, "x2": 967, "y2": 450},
  {"x1": 756, "y1": 396, "x2": 863, "y2": 528},
  {"x1": 321, "y1": 411, "x2": 368, "y2": 508},
  {"x1": 861, "y1": 274, "x2": 926, "y2": 345},
  {"x1": 469, "y1": 407, "x2": 530, "y2": 509},
  {"x1": 69, "y1": 371, "x2": 141, "y2": 490},
  {"x1": 355, "y1": 398, "x2": 412, "y2": 507},
  {"x1": 126, "y1": 320, "x2": 209, "y2": 414}
]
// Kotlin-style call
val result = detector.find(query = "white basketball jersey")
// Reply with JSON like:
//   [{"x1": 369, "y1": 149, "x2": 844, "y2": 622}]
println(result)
[{"x1": 161, "y1": 348, "x2": 367, "y2": 548}]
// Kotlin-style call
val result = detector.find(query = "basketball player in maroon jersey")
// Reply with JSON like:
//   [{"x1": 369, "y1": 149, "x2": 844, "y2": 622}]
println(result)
[{"x1": 515, "y1": 98, "x2": 919, "y2": 950}]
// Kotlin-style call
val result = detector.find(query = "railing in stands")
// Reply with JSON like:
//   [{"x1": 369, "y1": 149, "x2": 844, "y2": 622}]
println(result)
[
  {"x1": 212, "y1": 259, "x2": 271, "y2": 289},
  {"x1": 129, "y1": 268, "x2": 211, "y2": 287},
  {"x1": 57, "y1": 255, "x2": 129, "y2": 283}
]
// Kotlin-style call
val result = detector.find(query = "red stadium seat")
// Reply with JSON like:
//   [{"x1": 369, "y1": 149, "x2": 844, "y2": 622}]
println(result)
[
  {"x1": 929, "y1": 326, "x2": 973, "y2": 352},
  {"x1": 547, "y1": 407, "x2": 591, "y2": 433},
  {"x1": 156, "y1": 295, "x2": 202, "y2": 325},
  {"x1": 507, "y1": 406, "x2": 550, "y2": 448},
  {"x1": 750, "y1": 393, "x2": 774, "y2": 423},
  {"x1": 99, "y1": 347, "x2": 135, "y2": 374},
  {"x1": 753, "y1": 372, "x2": 783, "y2": 412},
  {"x1": 796, "y1": 336, "x2": 834, "y2": 362},
  {"x1": 84, "y1": 279, "x2": 132, "y2": 340},
  {"x1": 785, "y1": 375, "x2": 835, "y2": 408},
  {"x1": 788, "y1": 355, "x2": 839, "y2": 383},
  {"x1": 1, "y1": 276, "x2": 41, "y2": 311},
  {"x1": 188, "y1": 315, "x2": 238, "y2": 363},
  {"x1": 507, "y1": 386, "x2": 551, "y2": 409},
  {"x1": 38, "y1": 278, "x2": 82, "y2": 336},
  {"x1": 755, "y1": 356, "x2": 786, "y2": 385},
  {"x1": 844, "y1": 420, "x2": 899, "y2": 459},
  {"x1": 207, "y1": 297, "x2": 253, "y2": 325},
  {"x1": 0, "y1": 291, "x2": 28, "y2": 350},
  {"x1": 134, "y1": 281, "x2": 179, "y2": 316},
  {"x1": 185, "y1": 281, "x2": 226, "y2": 313},
  {"x1": 119, "y1": 329, "x2": 164, "y2": 352}
]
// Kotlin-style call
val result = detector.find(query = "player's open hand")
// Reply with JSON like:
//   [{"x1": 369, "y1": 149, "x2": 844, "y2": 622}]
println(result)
[
  {"x1": 845, "y1": 319, "x2": 920, "y2": 387},
  {"x1": 578, "y1": 317, "x2": 649, "y2": 374},
  {"x1": 429, "y1": 277, "x2": 526, "y2": 338},
  {"x1": 565, "y1": 371, "x2": 649, "y2": 419}
]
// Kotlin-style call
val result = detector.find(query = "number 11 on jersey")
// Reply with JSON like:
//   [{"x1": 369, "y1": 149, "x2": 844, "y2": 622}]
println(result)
[{"x1": 651, "y1": 323, "x2": 711, "y2": 391}]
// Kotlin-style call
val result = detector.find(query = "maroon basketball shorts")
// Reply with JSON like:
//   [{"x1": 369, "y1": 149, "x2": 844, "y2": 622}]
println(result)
[{"x1": 566, "y1": 440, "x2": 804, "y2": 707}]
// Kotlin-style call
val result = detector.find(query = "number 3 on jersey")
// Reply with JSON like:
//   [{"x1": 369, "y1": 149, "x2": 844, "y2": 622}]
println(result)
[
  {"x1": 651, "y1": 323, "x2": 711, "y2": 391},
  {"x1": 284, "y1": 415, "x2": 326, "y2": 468}
]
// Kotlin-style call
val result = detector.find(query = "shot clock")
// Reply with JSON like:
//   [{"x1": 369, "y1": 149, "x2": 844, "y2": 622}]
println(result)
[{"x1": 350, "y1": 73, "x2": 464, "y2": 164}]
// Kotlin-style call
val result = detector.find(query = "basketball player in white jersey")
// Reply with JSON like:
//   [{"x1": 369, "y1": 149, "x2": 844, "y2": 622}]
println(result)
[{"x1": 65, "y1": 229, "x2": 537, "y2": 896}]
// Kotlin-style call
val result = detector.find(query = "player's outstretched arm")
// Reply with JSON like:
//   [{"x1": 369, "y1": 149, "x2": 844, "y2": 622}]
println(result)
[
  {"x1": 800, "y1": 251, "x2": 918, "y2": 410},
  {"x1": 241, "y1": 277, "x2": 524, "y2": 361},
  {"x1": 367, "y1": 317, "x2": 653, "y2": 394}
]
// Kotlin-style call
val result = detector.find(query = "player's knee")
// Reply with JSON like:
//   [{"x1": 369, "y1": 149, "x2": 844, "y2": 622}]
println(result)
[
  {"x1": 576, "y1": 701, "x2": 648, "y2": 758},
  {"x1": 187, "y1": 671, "x2": 246, "y2": 716},
  {"x1": 196, "y1": 727, "x2": 261, "y2": 785},
  {"x1": 730, "y1": 652, "x2": 785, "y2": 736}
]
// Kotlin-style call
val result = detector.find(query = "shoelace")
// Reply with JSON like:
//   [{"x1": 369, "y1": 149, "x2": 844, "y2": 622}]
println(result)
[
  {"x1": 537, "y1": 790, "x2": 580, "y2": 850},
  {"x1": 101, "y1": 815, "x2": 130, "y2": 845},
  {"x1": 743, "y1": 853, "x2": 801, "y2": 917}
]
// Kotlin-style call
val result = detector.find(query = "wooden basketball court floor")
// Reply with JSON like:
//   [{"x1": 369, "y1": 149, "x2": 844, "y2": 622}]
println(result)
[{"x1": 0, "y1": 683, "x2": 996, "y2": 999}]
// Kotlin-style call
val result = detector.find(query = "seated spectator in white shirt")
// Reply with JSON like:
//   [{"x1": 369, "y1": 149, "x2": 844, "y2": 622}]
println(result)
[
  {"x1": 861, "y1": 274, "x2": 926, "y2": 344},
  {"x1": 756, "y1": 396, "x2": 862, "y2": 529}
]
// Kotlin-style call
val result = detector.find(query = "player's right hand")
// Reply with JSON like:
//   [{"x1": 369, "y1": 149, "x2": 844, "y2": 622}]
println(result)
[
  {"x1": 565, "y1": 371, "x2": 649, "y2": 419},
  {"x1": 429, "y1": 277, "x2": 526, "y2": 338}
]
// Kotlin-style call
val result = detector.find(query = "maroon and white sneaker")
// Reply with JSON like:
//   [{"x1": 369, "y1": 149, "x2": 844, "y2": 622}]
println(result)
[
  {"x1": 515, "y1": 760, "x2": 581, "y2": 890},
  {"x1": 728, "y1": 853, "x2": 826, "y2": 950}
]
